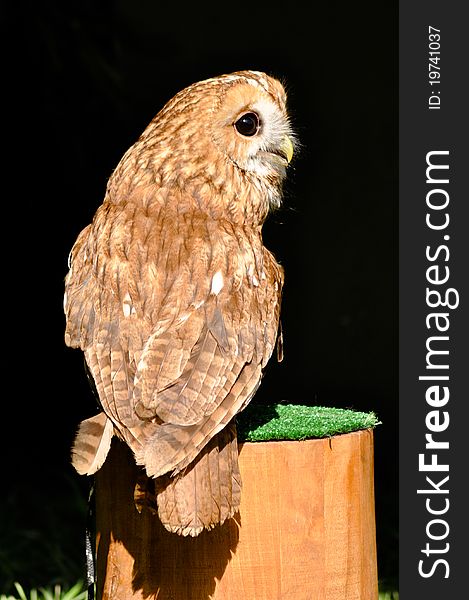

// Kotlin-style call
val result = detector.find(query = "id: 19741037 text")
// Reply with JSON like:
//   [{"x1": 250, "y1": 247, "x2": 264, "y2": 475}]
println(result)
[{"x1": 428, "y1": 26, "x2": 441, "y2": 110}]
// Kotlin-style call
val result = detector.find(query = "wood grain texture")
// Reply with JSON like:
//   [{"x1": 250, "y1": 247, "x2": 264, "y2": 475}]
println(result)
[{"x1": 96, "y1": 430, "x2": 378, "y2": 600}]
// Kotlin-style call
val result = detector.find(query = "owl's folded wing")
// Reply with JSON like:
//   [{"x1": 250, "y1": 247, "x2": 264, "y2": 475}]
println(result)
[{"x1": 64, "y1": 194, "x2": 283, "y2": 478}]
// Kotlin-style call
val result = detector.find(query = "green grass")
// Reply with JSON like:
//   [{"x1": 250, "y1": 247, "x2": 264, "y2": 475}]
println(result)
[
  {"x1": 237, "y1": 402, "x2": 380, "y2": 442},
  {"x1": 0, "y1": 582, "x2": 87, "y2": 600},
  {"x1": 2, "y1": 581, "x2": 398, "y2": 600}
]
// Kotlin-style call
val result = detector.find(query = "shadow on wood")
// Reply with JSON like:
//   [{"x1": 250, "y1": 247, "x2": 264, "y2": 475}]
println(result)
[
  {"x1": 96, "y1": 440, "x2": 239, "y2": 599},
  {"x1": 96, "y1": 429, "x2": 377, "y2": 599}
]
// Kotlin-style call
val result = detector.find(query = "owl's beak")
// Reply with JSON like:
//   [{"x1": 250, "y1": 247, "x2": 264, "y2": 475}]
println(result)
[
  {"x1": 258, "y1": 135, "x2": 294, "y2": 177},
  {"x1": 280, "y1": 135, "x2": 294, "y2": 164}
]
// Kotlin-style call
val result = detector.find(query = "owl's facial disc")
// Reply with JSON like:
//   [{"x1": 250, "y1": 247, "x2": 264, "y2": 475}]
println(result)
[
  {"x1": 210, "y1": 76, "x2": 295, "y2": 187},
  {"x1": 231, "y1": 100, "x2": 294, "y2": 179}
]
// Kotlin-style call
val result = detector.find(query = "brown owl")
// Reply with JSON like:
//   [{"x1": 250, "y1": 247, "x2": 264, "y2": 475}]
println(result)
[{"x1": 64, "y1": 70, "x2": 295, "y2": 536}]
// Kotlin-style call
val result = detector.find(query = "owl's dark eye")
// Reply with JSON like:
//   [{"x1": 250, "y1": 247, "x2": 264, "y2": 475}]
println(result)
[{"x1": 234, "y1": 112, "x2": 260, "y2": 137}]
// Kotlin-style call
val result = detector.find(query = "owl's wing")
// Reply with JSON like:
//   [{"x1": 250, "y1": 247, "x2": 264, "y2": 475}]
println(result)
[
  {"x1": 65, "y1": 198, "x2": 210, "y2": 439},
  {"x1": 131, "y1": 214, "x2": 284, "y2": 478},
  {"x1": 64, "y1": 195, "x2": 283, "y2": 478}
]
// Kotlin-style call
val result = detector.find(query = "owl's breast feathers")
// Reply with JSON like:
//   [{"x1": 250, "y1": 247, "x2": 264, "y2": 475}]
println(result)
[{"x1": 64, "y1": 192, "x2": 283, "y2": 480}]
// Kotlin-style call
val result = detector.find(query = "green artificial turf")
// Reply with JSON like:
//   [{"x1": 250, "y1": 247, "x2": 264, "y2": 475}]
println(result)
[{"x1": 237, "y1": 403, "x2": 380, "y2": 442}]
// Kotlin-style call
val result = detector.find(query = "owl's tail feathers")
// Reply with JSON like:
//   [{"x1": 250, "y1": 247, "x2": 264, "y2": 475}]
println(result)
[
  {"x1": 138, "y1": 363, "x2": 261, "y2": 479},
  {"x1": 154, "y1": 422, "x2": 241, "y2": 536},
  {"x1": 71, "y1": 412, "x2": 114, "y2": 475}
]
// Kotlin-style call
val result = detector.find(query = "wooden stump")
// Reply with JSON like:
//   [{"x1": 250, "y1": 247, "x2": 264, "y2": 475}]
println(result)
[{"x1": 95, "y1": 429, "x2": 378, "y2": 600}]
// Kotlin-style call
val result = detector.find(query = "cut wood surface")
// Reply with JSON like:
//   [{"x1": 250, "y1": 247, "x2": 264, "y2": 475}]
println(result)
[{"x1": 96, "y1": 429, "x2": 377, "y2": 600}]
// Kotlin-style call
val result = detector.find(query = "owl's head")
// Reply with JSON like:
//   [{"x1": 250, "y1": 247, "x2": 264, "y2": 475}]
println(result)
[
  {"x1": 112, "y1": 71, "x2": 297, "y2": 223},
  {"x1": 208, "y1": 71, "x2": 296, "y2": 183}
]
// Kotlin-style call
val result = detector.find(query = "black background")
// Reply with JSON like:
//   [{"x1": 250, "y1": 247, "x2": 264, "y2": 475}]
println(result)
[{"x1": 5, "y1": 0, "x2": 397, "y2": 592}]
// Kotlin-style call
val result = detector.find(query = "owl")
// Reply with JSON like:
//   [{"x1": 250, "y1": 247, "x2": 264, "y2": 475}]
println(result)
[{"x1": 64, "y1": 70, "x2": 295, "y2": 536}]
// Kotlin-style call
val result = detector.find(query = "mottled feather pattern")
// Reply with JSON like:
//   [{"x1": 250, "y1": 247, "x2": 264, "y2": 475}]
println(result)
[
  {"x1": 155, "y1": 422, "x2": 241, "y2": 536},
  {"x1": 64, "y1": 70, "x2": 294, "y2": 535},
  {"x1": 71, "y1": 412, "x2": 114, "y2": 475}
]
